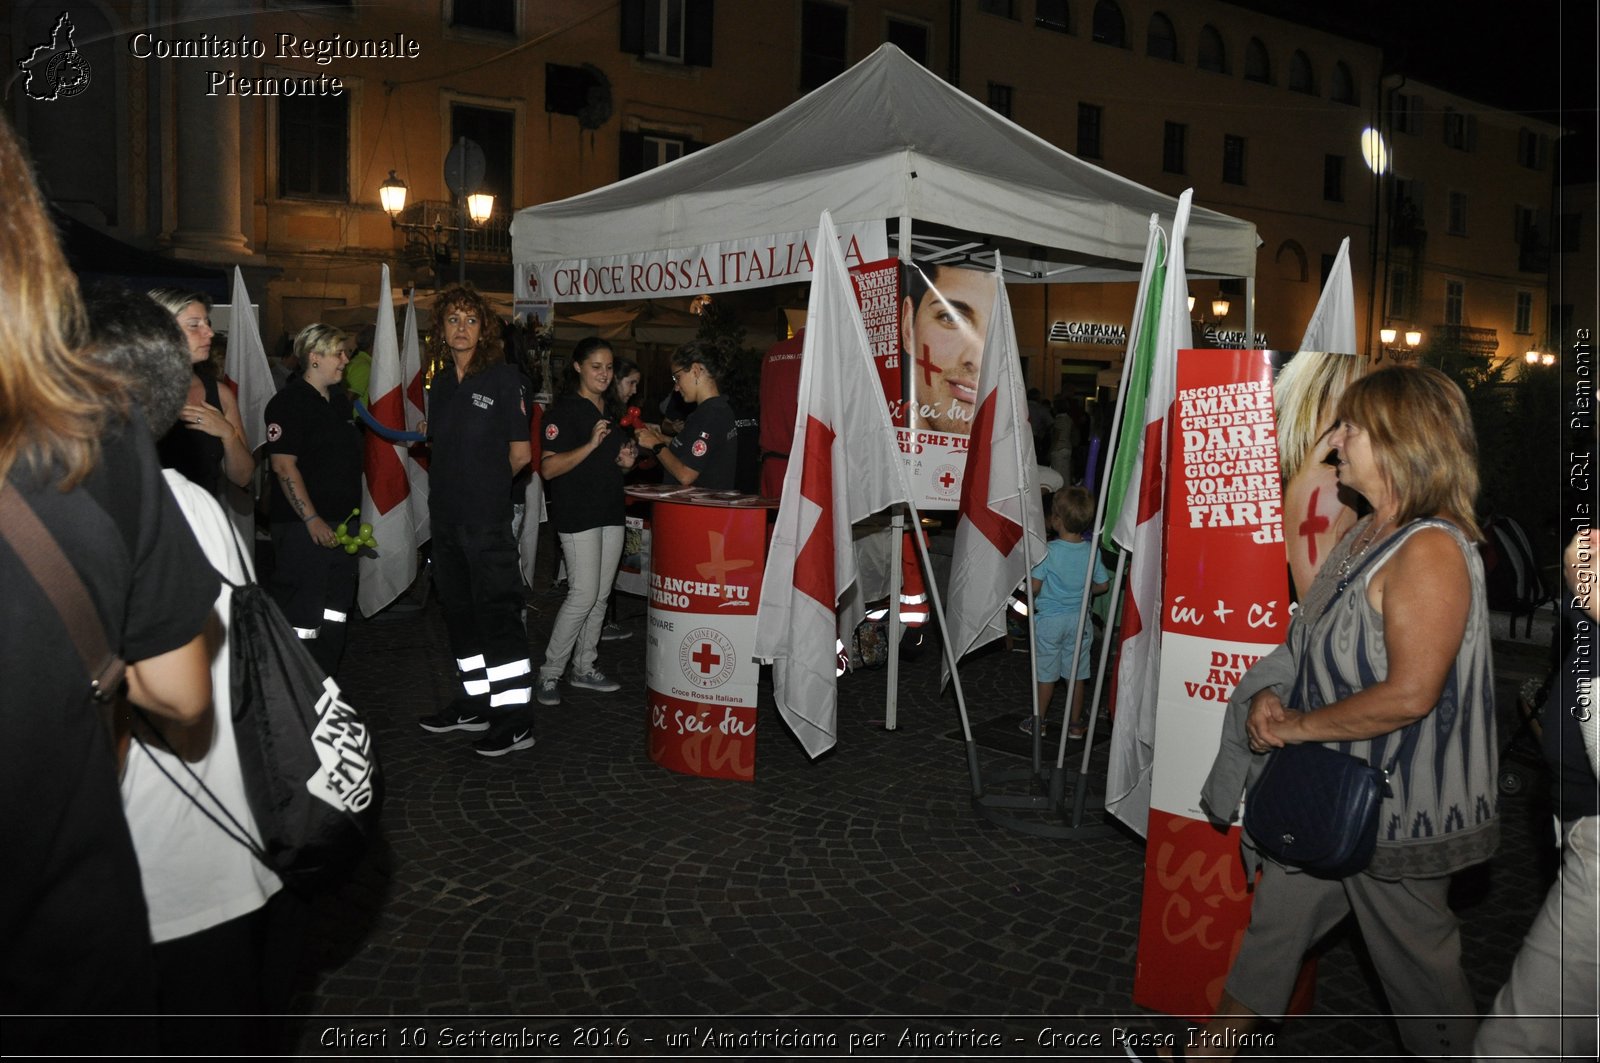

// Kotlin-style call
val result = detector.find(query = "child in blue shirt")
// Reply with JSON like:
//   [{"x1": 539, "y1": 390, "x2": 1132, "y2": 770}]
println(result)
[{"x1": 1021, "y1": 486, "x2": 1110, "y2": 738}]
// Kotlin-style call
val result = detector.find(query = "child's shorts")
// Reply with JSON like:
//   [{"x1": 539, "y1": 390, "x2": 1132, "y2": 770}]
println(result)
[{"x1": 1034, "y1": 611, "x2": 1094, "y2": 683}]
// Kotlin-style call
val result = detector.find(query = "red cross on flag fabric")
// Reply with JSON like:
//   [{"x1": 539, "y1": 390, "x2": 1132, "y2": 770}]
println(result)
[
  {"x1": 399, "y1": 289, "x2": 430, "y2": 546},
  {"x1": 754, "y1": 212, "x2": 907, "y2": 757},
  {"x1": 1104, "y1": 189, "x2": 1194, "y2": 836},
  {"x1": 942, "y1": 262, "x2": 1046, "y2": 685},
  {"x1": 358, "y1": 265, "x2": 421, "y2": 617}
]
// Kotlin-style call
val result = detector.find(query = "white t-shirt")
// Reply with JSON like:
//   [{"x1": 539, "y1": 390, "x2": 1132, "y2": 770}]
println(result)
[{"x1": 119, "y1": 471, "x2": 282, "y2": 943}]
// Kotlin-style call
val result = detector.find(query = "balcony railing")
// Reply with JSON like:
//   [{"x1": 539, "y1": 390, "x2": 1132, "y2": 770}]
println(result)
[
  {"x1": 393, "y1": 199, "x2": 512, "y2": 259},
  {"x1": 1434, "y1": 324, "x2": 1500, "y2": 356}
]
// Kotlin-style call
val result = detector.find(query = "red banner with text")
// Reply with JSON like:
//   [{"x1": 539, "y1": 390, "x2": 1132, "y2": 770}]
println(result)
[{"x1": 1133, "y1": 350, "x2": 1295, "y2": 1019}]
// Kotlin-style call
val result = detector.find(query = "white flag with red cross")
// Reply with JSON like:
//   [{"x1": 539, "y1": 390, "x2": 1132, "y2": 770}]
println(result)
[
  {"x1": 357, "y1": 266, "x2": 421, "y2": 616},
  {"x1": 753, "y1": 212, "x2": 907, "y2": 757},
  {"x1": 943, "y1": 262, "x2": 1047, "y2": 681}
]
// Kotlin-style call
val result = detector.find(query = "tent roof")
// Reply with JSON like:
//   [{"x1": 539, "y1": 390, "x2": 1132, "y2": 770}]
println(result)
[{"x1": 512, "y1": 44, "x2": 1256, "y2": 283}]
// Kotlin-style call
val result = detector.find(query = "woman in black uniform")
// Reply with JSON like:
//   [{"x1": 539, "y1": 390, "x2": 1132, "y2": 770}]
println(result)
[
  {"x1": 415, "y1": 286, "x2": 535, "y2": 758},
  {"x1": 263, "y1": 323, "x2": 363, "y2": 675},
  {"x1": 535, "y1": 337, "x2": 638, "y2": 705},
  {"x1": 147, "y1": 287, "x2": 256, "y2": 494},
  {"x1": 636, "y1": 339, "x2": 740, "y2": 491}
]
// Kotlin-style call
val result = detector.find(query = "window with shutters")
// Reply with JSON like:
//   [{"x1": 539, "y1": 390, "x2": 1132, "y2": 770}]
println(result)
[
  {"x1": 619, "y1": 0, "x2": 713, "y2": 66},
  {"x1": 279, "y1": 94, "x2": 349, "y2": 200}
]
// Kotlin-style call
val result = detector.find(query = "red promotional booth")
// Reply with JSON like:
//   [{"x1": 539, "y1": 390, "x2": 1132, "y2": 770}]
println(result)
[{"x1": 626, "y1": 486, "x2": 775, "y2": 782}]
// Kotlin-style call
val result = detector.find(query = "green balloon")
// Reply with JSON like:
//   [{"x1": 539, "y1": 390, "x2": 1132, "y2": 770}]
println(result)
[
  {"x1": 358, "y1": 523, "x2": 373, "y2": 538},
  {"x1": 335, "y1": 523, "x2": 349, "y2": 537},
  {"x1": 344, "y1": 542, "x2": 359, "y2": 554}
]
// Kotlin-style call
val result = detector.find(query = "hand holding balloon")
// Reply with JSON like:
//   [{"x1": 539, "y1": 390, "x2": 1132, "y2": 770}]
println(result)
[{"x1": 331, "y1": 507, "x2": 377, "y2": 553}]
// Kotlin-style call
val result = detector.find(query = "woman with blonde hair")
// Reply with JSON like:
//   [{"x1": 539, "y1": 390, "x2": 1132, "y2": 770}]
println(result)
[
  {"x1": 1273, "y1": 350, "x2": 1366, "y2": 598},
  {"x1": 148, "y1": 286, "x2": 255, "y2": 494},
  {"x1": 1188, "y1": 366, "x2": 1496, "y2": 1061},
  {"x1": 263, "y1": 323, "x2": 363, "y2": 674},
  {"x1": 0, "y1": 114, "x2": 216, "y2": 1047}
]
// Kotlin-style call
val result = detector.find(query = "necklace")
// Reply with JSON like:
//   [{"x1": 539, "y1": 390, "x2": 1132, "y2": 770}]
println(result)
[{"x1": 1337, "y1": 515, "x2": 1395, "y2": 579}]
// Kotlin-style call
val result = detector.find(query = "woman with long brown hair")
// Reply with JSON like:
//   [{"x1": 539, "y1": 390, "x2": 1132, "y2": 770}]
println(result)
[
  {"x1": 415, "y1": 286, "x2": 536, "y2": 757},
  {"x1": 0, "y1": 114, "x2": 215, "y2": 1047}
]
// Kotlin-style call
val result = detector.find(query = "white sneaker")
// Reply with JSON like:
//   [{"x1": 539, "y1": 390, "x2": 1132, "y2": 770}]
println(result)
[
  {"x1": 569, "y1": 669, "x2": 620, "y2": 693},
  {"x1": 536, "y1": 676, "x2": 561, "y2": 705}
]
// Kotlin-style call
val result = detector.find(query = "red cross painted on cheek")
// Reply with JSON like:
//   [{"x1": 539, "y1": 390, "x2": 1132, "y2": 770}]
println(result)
[
  {"x1": 1298, "y1": 486, "x2": 1331, "y2": 565},
  {"x1": 915, "y1": 342, "x2": 942, "y2": 387}
]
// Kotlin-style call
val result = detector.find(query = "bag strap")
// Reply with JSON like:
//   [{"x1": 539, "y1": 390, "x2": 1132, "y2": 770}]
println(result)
[
  {"x1": 0, "y1": 483, "x2": 125, "y2": 701},
  {"x1": 127, "y1": 707, "x2": 274, "y2": 872}
]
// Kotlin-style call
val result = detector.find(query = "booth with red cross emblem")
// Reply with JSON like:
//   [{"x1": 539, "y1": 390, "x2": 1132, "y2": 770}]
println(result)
[{"x1": 627, "y1": 485, "x2": 776, "y2": 781}]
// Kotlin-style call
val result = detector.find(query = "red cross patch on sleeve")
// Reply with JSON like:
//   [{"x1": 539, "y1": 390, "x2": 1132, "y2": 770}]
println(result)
[
  {"x1": 266, "y1": 422, "x2": 282, "y2": 442},
  {"x1": 691, "y1": 438, "x2": 708, "y2": 457},
  {"x1": 545, "y1": 423, "x2": 559, "y2": 440}
]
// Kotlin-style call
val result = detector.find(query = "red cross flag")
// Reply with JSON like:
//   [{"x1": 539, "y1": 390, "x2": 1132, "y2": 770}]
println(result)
[
  {"x1": 942, "y1": 263, "x2": 1046, "y2": 683},
  {"x1": 358, "y1": 265, "x2": 421, "y2": 616},
  {"x1": 753, "y1": 211, "x2": 907, "y2": 757}
]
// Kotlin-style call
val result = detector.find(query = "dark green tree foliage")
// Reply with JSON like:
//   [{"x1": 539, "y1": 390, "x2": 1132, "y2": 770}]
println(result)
[{"x1": 1426, "y1": 338, "x2": 1561, "y2": 555}]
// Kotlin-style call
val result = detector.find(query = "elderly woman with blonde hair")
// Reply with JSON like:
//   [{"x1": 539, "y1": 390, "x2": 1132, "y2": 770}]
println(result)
[{"x1": 1187, "y1": 366, "x2": 1497, "y2": 1061}]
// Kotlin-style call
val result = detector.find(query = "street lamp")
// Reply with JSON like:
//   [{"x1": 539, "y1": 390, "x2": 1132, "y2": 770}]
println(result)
[
  {"x1": 380, "y1": 137, "x2": 496, "y2": 287},
  {"x1": 1378, "y1": 325, "x2": 1422, "y2": 362}
]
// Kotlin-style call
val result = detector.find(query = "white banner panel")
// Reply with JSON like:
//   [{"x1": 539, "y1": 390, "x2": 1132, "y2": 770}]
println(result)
[{"x1": 516, "y1": 221, "x2": 888, "y2": 303}]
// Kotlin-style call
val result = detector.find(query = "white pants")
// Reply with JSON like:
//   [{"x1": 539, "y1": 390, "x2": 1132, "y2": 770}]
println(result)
[
  {"x1": 539, "y1": 524, "x2": 623, "y2": 681},
  {"x1": 1475, "y1": 815, "x2": 1600, "y2": 1062}
]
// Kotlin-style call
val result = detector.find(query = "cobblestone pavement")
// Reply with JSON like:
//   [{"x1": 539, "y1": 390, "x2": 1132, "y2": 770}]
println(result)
[{"x1": 283, "y1": 556, "x2": 1563, "y2": 1060}]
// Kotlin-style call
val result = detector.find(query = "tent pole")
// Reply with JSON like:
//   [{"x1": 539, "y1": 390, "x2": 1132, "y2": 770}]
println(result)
[
  {"x1": 907, "y1": 495, "x2": 983, "y2": 797},
  {"x1": 885, "y1": 512, "x2": 904, "y2": 730},
  {"x1": 884, "y1": 212, "x2": 914, "y2": 732},
  {"x1": 1246, "y1": 275, "x2": 1256, "y2": 347}
]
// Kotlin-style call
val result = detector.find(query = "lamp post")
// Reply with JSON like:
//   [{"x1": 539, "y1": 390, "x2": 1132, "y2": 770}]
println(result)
[
  {"x1": 379, "y1": 136, "x2": 495, "y2": 288},
  {"x1": 1378, "y1": 325, "x2": 1422, "y2": 363}
]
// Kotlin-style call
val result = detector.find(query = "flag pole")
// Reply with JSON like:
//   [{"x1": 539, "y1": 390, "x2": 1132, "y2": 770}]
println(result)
[
  {"x1": 1050, "y1": 216, "x2": 1165, "y2": 816},
  {"x1": 904, "y1": 493, "x2": 984, "y2": 797},
  {"x1": 884, "y1": 212, "x2": 915, "y2": 734}
]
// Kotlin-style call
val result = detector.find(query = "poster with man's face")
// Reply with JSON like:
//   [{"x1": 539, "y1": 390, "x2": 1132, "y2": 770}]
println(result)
[
  {"x1": 900, "y1": 264, "x2": 996, "y2": 435},
  {"x1": 893, "y1": 263, "x2": 998, "y2": 508}
]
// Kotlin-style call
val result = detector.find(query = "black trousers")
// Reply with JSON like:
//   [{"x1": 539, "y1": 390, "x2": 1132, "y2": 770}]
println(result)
[
  {"x1": 269, "y1": 521, "x2": 357, "y2": 676},
  {"x1": 431, "y1": 520, "x2": 533, "y2": 716}
]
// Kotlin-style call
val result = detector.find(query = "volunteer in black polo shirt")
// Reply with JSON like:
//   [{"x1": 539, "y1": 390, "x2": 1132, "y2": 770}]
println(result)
[
  {"x1": 636, "y1": 338, "x2": 739, "y2": 491},
  {"x1": 264, "y1": 323, "x2": 363, "y2": 674},
  {"x1": 535, "y1": 337, "x2": 638, "y2": 705},
  {"x1": 416, "y1": 287, "x2": 535, "y2": 757}
]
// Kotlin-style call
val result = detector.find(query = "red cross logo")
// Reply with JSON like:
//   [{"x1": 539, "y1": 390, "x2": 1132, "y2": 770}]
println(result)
[
  {"x1": 691, "y1": 642, "x2": 722, "y2": 674},
  {"x1": 696, "y1": 531, "x2": 754, "y2": 585},
  {"x1": 1297, "y1": 486, "x2": 1331, "y2": 566},
  {"x1": 937, "y1": 469, "x2": 956, "y2": 489},
  {"x1": 914, "y1": 341, "x2": 942, "y2": 387}
]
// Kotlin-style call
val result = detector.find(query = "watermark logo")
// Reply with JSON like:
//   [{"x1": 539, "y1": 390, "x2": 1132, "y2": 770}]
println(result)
[{"x1": 17, "y1": 12, "x2": 92, "y2": 102}]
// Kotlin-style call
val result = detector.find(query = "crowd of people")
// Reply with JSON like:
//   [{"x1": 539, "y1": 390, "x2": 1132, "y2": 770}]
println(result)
[{"x1": 3, "y1": 106, "x2": 1592, "y2": 1059}]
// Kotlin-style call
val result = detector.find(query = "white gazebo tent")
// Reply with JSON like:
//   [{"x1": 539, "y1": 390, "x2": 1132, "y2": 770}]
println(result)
[
  {"x1": 509, "y1": 45, "x2": 1260, "y2": 795},
  {"x1": 512, "y1": 44, "x2": 1257, "y2": 306}
]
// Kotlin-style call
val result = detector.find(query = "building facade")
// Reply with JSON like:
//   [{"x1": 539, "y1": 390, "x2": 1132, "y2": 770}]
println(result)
[{"x1": 5, "y1": 0, "x2": 1565, "y2": 385}]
